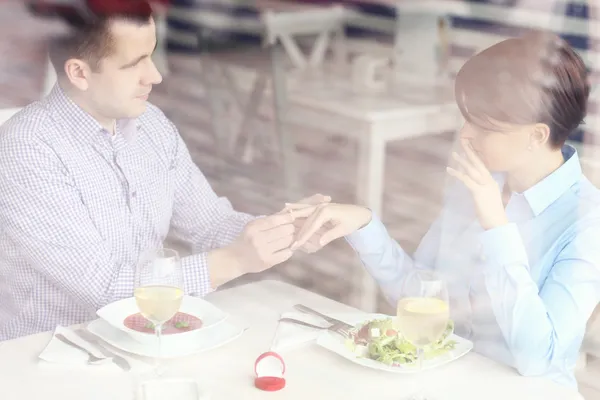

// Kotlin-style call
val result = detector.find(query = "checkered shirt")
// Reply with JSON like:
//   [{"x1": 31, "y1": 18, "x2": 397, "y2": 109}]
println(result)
[{"x1": 0, "y1": 84, "x2": 253, "y2": 341}]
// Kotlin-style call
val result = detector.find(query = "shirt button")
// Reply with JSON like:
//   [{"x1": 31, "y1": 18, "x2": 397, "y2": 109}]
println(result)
[{"x1": 131, "y1": 191, "x2": 137, "y2": 198}]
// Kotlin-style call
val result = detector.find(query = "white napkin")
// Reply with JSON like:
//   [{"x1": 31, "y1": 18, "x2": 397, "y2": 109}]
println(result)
[
  {"x1": 270, "y1": 312, "x2": 354, "y2": 353},
  {"x1": 38, "y1": 325, "x2": 151, "y2": 372}
]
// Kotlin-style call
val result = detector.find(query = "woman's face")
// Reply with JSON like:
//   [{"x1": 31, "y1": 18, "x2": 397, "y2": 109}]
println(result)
[{"x1": 459, "y1": 120, "x2": 533, "y2": 173}]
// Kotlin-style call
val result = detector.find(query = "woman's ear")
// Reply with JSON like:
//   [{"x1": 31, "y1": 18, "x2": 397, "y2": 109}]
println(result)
[{"x1": 530, "y1": 123, "x2": 551, "y2": 149}]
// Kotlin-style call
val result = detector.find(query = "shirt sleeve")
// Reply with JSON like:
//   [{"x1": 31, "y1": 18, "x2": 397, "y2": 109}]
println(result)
[
  {"x1": 0, "y1": 134, "x2": 218, "y2": 313},
  {"x1": 344, "y1": 212, "x2": 442, "y2": 304},
  {"x1": 480, "y1": 222, "x2": 600, "y2": 376}
]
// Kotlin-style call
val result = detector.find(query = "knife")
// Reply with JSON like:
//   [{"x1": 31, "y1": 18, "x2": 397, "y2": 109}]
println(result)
[
  {"x1": 293, "y1": 304, "x2": 354, "y2": 329},
  {"x1": 74, "y1": 329, "x2": 132, "y2": 372}
]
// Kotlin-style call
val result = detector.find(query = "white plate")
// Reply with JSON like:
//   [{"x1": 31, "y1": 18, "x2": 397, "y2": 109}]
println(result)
[
  {"x1": 87, "y1": 318, "x2": 246, "y2": 358},
  {"x1": 316, "y1": 313, "x2": 473, "y2": 373},
  {"x1": 96, "y1": 296, "x2": 228, "y2": 346}
]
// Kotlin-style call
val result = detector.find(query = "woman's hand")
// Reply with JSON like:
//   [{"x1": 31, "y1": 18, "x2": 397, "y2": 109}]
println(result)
[
  {"x1": 285, "y1": 203, "x2": 373, "y2": 252},
  {"x1": 446, "y1": 139, "x2": 508, "y2": 231}
]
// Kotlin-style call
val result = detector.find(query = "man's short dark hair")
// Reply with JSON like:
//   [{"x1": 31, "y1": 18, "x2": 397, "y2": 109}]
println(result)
[
  {"x1": 49, "y1": 0, "x2": 153, "y2": 74},
  {"x1": 455, "y1": 31, "x2": 590, "y2": 149}
]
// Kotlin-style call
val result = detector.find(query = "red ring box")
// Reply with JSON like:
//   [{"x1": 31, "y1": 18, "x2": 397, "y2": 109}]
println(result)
[{"x1": 254, "y1": 351, "x2": 286, "y2": 391}]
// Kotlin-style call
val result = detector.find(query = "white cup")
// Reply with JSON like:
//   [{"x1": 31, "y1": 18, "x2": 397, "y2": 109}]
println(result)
[{"x1": 352, "y1": 54, "x2": 391, "y2": 93}]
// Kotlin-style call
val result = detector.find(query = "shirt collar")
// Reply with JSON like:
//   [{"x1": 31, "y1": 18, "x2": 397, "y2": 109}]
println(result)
[
  {"x1": 494, "y1": 144, "x2": 582, "y2": 216},
  {"x1": 46, "y1": 83, "x2": 141, "y2": 143}
]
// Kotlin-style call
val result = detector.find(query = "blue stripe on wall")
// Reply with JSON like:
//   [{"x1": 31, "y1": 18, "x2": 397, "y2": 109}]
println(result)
[
  {"x1": 347, "y1": 2, "x2": 395, "y2": 18},
  {"x1": 451, "y1": 16, "x2": 589, "y2": 50},
  {"x1": 169, "y1": 0, "x2": 258, "y2": 16}
]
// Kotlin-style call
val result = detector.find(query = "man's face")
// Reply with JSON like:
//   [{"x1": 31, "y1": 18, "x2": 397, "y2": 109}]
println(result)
[{"x1": 85, "y1": 18, "x2": 162, "y2": 121}]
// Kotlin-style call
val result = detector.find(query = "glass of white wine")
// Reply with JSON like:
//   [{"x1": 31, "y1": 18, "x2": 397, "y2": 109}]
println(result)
[
  {"x1": 396, "y1": 269, "x2": 449, "y2": 400},
  {"x1": 134, "y1": 248, "x2": 184, "y2": 375}
]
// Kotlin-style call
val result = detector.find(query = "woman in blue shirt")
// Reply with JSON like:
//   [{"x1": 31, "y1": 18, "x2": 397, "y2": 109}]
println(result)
[{"x1": 290, "y1": 31, "x2": 600, "y2": 388}]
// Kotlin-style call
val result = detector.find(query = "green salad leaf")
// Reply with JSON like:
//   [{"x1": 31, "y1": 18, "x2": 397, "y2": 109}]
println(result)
[{"x1": 344, "y1": 318, "x2": 456, "y2": 367}]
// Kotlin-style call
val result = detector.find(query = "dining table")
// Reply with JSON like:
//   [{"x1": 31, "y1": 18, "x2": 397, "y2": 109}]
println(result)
[{"x1": 0, "y1": 279, "x2": 585, "y2": 400}]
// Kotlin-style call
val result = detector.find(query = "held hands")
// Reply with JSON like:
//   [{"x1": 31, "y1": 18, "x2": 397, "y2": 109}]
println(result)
[
  {"x1": 210, "y1": 194, "x2": 371, "y2": 287},
  {"x1": 212, "y1": 194, "x2": 331, "y2": 283},
  {"x1": 446, "y1": 139, "x2": 508, "y2": 231},
  {"x1": 286, "y1": 203, "x2": 372, "y2": 253}
]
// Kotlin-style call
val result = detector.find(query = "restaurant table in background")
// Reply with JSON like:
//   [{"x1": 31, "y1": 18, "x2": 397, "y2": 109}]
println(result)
[{"x1": 0, "y1": 280, "x2": 585, "y2": 400}]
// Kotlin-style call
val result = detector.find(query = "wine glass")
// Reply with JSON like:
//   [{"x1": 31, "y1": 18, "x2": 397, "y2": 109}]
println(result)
[
  {"x1": 396, "y1": 269, "x2": 449, "y2": 400},
  {"x1": 134, "y1": 248, "x2": 184, "y2": 375}
]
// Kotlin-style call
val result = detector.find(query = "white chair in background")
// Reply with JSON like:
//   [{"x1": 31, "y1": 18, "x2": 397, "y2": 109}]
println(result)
[
  {"x1": 196, "y1": 5, "x2": 350, "y2": 188},
  {"x1": 262, "y1": 5, "x2": 348, "y2": 193},
  {"x1": 263, "y1": 5, "x2": 348, "y2": 71}
]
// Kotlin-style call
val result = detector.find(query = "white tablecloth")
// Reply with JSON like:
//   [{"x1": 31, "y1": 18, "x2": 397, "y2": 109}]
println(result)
[{"x1": 0, "y1": 280, "x2": 584, "y2": 400}]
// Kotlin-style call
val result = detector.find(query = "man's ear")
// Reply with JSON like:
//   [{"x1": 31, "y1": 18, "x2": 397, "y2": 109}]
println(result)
[{"x1": 64, "y1": 58, "x2": 92, "y2": 91}]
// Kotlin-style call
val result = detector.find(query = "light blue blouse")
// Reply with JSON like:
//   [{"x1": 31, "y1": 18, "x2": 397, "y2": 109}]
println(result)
[{"x1": 346, "y1": 145, "x2": 600, "y2": 388}]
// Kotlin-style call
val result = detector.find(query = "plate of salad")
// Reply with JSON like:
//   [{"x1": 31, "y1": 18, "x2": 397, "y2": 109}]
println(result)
[{"x1": 316, "y1": 314, "x2": 473, "y2": 373}]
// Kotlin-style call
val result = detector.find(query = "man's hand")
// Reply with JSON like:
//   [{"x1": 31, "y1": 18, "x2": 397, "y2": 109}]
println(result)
[
  {"x1": 446, "y1": 139, "x2": 508, "y2": 231},
  {"x1": 208, "y1": 206, "x2": 317, "y2": 287}
]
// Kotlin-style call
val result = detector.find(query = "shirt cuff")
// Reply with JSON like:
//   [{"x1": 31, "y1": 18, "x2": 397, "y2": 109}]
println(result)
[
  {"x1": 345, "y1": 212, "x2": 390, "y2": 254},
  {"x1": 480, "y1": 223, "x2": 529, "y2": 269},
  {"x1": 181, "y1": 253, "x2": 214, "y2": 297}
]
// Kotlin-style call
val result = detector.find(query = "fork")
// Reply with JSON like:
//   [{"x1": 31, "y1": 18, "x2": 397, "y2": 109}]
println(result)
[
  {"x1": 55, "y1": 333, "x2": 112, "y2": 365},
  {"x1": 279, "y1": 317, "x2": 352, "y2": 338},
  {"x1": 293, "y1": 304, "x2": 354, "y2": 330}
]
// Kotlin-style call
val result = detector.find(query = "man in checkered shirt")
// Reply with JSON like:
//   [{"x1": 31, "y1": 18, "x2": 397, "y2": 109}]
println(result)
[{"x1": 0, "y1": 1, "x2": 325, "y2": 340}]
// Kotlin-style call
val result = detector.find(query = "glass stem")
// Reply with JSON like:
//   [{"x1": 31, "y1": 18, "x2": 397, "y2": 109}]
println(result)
[
  {"x1": 155, "y1": 323, "x2": 163, "y2": 375},
  {"x1": 415, "y1": 347, "x2": 426, "y2": 400}
]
